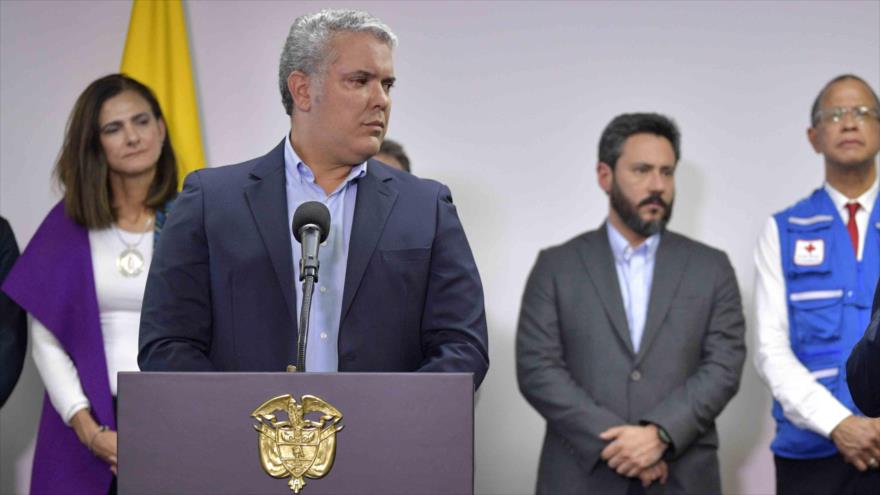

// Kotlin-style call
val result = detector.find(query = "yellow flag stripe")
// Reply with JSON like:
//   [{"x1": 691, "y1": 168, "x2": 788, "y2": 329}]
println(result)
[{"x1": 121, "y1": 0, "x2": 205, "y2": 186}]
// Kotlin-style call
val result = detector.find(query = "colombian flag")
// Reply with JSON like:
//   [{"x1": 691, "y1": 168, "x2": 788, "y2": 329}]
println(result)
[{"x1": 121, "y1": 0, "x2": 205, "y2": 184}]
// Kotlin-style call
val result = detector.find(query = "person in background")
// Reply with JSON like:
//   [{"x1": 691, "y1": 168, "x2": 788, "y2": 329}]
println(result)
[
  {"x1": 0, "y1": 216, "x2": 27, "y2": 408},
  {"x1": 375, "y1": 138, "x2": 411, "y2": 172},
  {"x1": 517, "y1": 112, "x2": 745, "y2": 494},
  {"x1": 2, "y1": 74, "x2": 178, "y2": 495},
  {"x1": 847, "y1": 277, "x2": 880, "y2": 417},
  {"x1": 754, "y1": 74, "x2": 880, "y2": 494}
]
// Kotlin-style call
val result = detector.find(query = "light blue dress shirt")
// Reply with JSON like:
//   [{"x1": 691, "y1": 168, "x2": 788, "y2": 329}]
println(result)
[
  {"x1": 284, "y1": 134, "x2": 366, "y2": 372},
  {"x1": 606, "y1": 222, "x2": 661, "y2": 353}
]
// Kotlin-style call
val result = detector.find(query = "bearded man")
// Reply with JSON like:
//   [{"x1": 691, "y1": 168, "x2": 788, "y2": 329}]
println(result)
[{"x1": 516, "y1": 112, "x2": 746, "y2": 495}]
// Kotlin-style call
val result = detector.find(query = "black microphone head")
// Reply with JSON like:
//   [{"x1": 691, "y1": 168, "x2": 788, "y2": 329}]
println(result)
[{"x1": 292, "y1": 201, "x2": 331, "y2": 243}]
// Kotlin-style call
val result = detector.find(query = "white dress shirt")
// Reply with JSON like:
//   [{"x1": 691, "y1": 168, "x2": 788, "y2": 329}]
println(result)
[
  {"x1": 754, "y1": 180, "x2": 878, "y2": 437},
  {"x1": 606, "y1": 222, "x2": 660, "y2": 353},
  {"x1": 31, "y1": 226, "x2": 152, "y2": 424}
]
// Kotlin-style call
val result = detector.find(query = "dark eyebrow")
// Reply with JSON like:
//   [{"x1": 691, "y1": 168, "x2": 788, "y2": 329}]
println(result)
[
  {"x1": 631, "y1": 162, "x2": 676, "y2": 169},
  {"x1": 346, "y1": 70, "x2": 374, "y2": 79},
  {"x1": 100, "y1": 111, "x2": 151, "y2": 131},
  {"x1": 345, "y1": 70, "x2": 396, "y2": 85}
]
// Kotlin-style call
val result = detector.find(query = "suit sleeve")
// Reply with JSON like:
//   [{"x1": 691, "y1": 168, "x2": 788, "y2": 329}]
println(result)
[
  {"x1": 416, "y1": 185, "x2": 490, "y2": 387},
  {"x1": 138, "y1": 172, "x2": 216, "y2": 371},
  {"x1": 516, "y1": 250, "x2": 628, "y2": 472},
  {"x1": 640, "y1": 251, "x2": 746, "y2": 457},
  {"x1": 846, "y1": 278, "x2": 880, "y2": 417},
  {"x1": 0, "y1": 217, "x2": 27, "y2": 407}
]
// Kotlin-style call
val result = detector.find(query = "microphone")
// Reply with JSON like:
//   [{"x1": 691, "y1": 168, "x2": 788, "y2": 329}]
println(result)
[
  {"x1": 292, "y1": 201, "x2": 331, "y2": 281},
  {"x1": 291, "y1": 201, "x2": 331, "y2": 372}
]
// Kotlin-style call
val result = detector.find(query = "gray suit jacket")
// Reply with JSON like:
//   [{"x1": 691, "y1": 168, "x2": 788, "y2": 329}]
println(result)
[{"x1": 516, "y1": 225, "x2": 745, "y2": 494}]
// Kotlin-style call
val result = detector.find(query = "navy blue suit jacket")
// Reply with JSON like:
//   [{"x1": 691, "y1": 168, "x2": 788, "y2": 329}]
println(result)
[
  {"x1": 138, "y1": 141, "x2": 489, "y2": 387},
  {"x1": 847, "y1": 277, "x2": 880, "y2": 416},
  {"x1": 0, "y1": 216, "x2": 26, "y2": 407}
]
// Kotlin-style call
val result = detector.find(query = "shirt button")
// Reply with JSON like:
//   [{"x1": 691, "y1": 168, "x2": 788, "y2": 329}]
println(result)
[
  {"x1": 847, "y1": 290, "x2": 854, "y2": 297},
  {"x1": 320, "y1": 286, "x2": 327, "y2": 293},
  {"x1": 630, "y1": 370, "x2": 642, "y2": 381},
  {"x1": 320, "y1": 332, "x2": 328, "y2": 340}
]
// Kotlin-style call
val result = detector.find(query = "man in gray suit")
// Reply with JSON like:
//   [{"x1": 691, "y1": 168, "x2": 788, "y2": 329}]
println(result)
[{"x1": 517, "y1": 113, "x2": 746, "y2": 494}]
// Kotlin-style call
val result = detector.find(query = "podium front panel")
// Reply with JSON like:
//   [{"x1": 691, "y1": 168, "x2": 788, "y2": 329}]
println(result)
[{"x1": 118, "y1": 372, "x2": 473, "y2": 494}]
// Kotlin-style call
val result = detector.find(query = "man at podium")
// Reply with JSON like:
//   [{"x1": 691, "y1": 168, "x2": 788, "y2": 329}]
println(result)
[{"x1": 138, "y1": 9, "x2": 489, "y2": 387}]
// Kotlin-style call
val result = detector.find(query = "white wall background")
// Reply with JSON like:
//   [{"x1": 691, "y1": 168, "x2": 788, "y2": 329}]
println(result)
[{"x1": 2, "y1": 1, "x2": 878, "y2": 494}]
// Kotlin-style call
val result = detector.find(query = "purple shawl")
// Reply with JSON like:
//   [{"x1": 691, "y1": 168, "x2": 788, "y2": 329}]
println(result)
[{"x1": 2, "y1": 202, "x2": 113, "y2": 495}]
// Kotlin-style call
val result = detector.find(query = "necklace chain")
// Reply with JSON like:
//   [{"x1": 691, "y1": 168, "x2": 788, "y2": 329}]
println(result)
[{"x1": 113, "y1": 216, "x2": 153, "y2": 248}]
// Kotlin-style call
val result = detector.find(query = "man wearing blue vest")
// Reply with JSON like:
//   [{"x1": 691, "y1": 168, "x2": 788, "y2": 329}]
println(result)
[{"x1": 754, "y1": 74, "x2": 880, "y2": 494}]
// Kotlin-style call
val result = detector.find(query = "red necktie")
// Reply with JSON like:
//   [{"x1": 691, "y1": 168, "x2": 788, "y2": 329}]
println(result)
[{"x1": 846, "y1": 202, "x2": 860, "y2": 255}]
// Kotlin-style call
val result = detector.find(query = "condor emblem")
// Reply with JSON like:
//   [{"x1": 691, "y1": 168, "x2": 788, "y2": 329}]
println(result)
[{"x1": 252, "y1": 394, "x2": 344, "y2": 493}]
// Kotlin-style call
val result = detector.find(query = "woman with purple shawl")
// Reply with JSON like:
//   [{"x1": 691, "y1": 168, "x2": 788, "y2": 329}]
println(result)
[{"x1": 1, "y1": 74, "x2": 178, "y2": 495}]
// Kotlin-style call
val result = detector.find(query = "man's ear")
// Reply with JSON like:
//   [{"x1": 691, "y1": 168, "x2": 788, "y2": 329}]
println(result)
[
  {"x1": 806, "y1": 126, "x2": 822, "y2": 154},
  {"x1": 597, "y1": 162, "x2": 613, "y2": 194},
  {"x1": 288, "y1": 71, "x2": 312, "y2": 112}
]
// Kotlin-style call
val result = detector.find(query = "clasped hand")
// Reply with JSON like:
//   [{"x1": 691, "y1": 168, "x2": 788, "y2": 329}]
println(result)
[
  {"x1": 70, "y1": 409, "x2": 118, "y2": 475},
  {"x1": 830, "y1": 415, "x2": 880, "y2": 472},
  {"x1": 600, "y1": 424, "x2": 668, "y2": 487}
]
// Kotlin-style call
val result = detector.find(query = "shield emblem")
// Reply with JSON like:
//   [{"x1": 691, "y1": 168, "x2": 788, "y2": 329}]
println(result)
[
  {"x1": 278, "y1": 427, "x2": 320, "y2": 477},
  {"x1": 252, "y1": 394, "x2": 344, "y2": 494}
]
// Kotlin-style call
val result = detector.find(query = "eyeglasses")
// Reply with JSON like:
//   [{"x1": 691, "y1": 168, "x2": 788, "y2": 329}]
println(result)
[{"x1": 813, "y1": 105, "x2": 880, "y2": 125}]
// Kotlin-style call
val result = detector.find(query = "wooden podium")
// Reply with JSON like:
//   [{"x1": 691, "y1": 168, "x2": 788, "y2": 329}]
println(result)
[{"x1": 118, "y1": 372, "x2": 474, "y2": 494}]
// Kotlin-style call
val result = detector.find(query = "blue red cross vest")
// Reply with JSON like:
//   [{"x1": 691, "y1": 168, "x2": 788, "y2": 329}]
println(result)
[{"x1": 771, "y1": 187, "x2": 879, "y2": 459}]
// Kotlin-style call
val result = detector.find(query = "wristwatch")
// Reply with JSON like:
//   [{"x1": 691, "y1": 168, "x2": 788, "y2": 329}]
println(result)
[{"x1": 656, "y1": 425, "x2": 672, "y2": 445}]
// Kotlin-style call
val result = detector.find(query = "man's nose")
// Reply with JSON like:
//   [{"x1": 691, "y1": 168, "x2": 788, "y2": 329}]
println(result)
[
  {"x1": 840, "y1": 110, "x2": 860, "y2": 129},
  {"x1": 371, "y1": 82, "x2": 390, "y2": 109},
  {"x1": 648, "y1": 170, "x2": 666, "y2": 191}
]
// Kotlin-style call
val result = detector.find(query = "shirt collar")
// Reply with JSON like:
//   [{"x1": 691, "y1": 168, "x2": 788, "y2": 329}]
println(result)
[
  {"x1": 824, "y1": 176, "x2": 879, "y2": 213},
  {"x1": 606, "y1": 220, "x2": 661, "y2": 262},
  {"x1": 284, "y1": 132, "x2": 367, "y2": 189}
]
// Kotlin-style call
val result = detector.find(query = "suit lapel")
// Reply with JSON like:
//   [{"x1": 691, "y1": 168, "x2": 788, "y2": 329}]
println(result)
[
  {"x1": 243, "y1": 141, "x2": 297, "y2": 324},
  {"x1": 577, "y1": 225, "x2": 634, "y2": 354},
  {"x1": 340, "y1": 162, "x2": 398, "y2": 324},
  {"x1": 636, "y1": 232, "x2": 689, "y2": 363}
]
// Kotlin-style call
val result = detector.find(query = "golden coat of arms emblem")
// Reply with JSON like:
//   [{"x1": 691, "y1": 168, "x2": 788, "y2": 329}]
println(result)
[{"x1": 251, "y1": 394, "x2": 344, "y2": 493}]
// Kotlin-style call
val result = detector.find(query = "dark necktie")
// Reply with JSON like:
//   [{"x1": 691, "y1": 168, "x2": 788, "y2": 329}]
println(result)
[{"x1": 846, "y1": 202, "x2": 861, "y2": 255}]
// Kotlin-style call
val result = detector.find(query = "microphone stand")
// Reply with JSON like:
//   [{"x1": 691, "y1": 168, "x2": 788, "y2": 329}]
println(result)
[
  {"x1": 296, "y1": 270, "x2": 316, "y2": 372},
  {"x1": 293, "y1": 224, "x2": 321, "y2": 372}
]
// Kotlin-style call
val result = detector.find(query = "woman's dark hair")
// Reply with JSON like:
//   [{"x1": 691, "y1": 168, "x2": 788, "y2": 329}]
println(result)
[{"x1": 54, "y1": 73, "x2": 178, "y2": 228}]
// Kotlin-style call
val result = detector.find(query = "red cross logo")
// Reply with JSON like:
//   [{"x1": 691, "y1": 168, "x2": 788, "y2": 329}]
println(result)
[{"x1": 805, "y1": 243, "x2": 816, "y2": 254}]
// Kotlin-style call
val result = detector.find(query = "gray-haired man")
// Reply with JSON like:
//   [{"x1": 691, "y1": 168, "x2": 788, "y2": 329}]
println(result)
[{"x1": 139, "y1": 9, "x2": 489, "y2": 385}]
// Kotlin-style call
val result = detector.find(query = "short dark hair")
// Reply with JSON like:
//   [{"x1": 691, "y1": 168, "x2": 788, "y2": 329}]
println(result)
[
  {"x1": 54, "y1": 74, "x2": 178, "y2": 229},
  {"x1": 810, "y1": 74, "x2": 880, "y2": 126},
  {"x1": 378, "y1": 138, "x2": 411, "y2": 172},
  {"x1": 598, "y1": 113, "x2": 680, "y2": 169}
]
